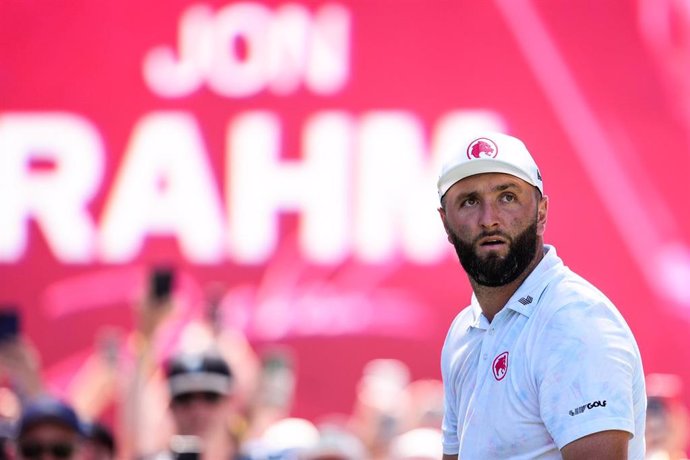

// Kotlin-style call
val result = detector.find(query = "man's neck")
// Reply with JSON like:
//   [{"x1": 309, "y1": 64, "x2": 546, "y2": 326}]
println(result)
[{"x1": 471, "y1": 246, "x2": 545, "y2": 323}]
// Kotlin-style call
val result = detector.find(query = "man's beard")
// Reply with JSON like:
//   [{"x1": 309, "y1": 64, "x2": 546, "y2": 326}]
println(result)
[{"x1": 450, "y1": 220, "x2": 539, "y2": 287}]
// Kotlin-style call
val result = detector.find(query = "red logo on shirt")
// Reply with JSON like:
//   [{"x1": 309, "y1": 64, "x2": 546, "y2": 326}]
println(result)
[{"x1": 492, "y1": 351, "x2": 509, "y2": 381}]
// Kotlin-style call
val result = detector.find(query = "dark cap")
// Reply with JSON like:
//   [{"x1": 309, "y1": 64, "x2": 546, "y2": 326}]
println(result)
[
  {"x1": 81, "y1": 421, "x2": 116, "y2": 454},
  {"x1": 17, "y1": 397, "x2": 82, "y2": 438},
  {"x1": 166, "y1": 350, "x2": 233, "y2": 398}
]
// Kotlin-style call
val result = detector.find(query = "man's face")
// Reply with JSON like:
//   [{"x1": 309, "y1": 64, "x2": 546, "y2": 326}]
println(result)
[
  {"x1": 170, "y1": 391, "x2": 228, "y2": 436},
  {"x1": 17, "y1": 423, "x2": 80, "y2": 460},
  {"x1": 439, "y1": 173, "x2": 547, "y2": 287},
  {"x1": 80, "y1": 441, "x2": 113, "y2": 460}
]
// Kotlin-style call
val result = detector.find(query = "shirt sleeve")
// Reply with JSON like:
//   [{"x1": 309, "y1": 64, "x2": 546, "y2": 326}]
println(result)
[
  {"x1": 441, "y1": 328, "x2": 460, "y2": 454},
  {"x1": 534, "y1": 300, "x2": 638, "y2": 450}
]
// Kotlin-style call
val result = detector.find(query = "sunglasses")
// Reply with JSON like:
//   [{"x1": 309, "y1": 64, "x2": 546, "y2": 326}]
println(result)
[
  {"x1": 19, "y1": 442, "x2": 74, "y2": 459},
  {"x1": 172, "y1": 391, "x2": 222, "y2": 405}
]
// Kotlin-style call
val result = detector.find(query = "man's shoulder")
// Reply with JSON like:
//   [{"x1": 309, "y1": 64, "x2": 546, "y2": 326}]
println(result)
[
  {"x1": 447, "y1": 304, "x2": 476, "y2": 333},
  {"x1": 441, "y1": 304, "x2": 480, "y2": 357},
  {"x1": 538, "y1": 267, "x2": 615, "y2": 314},
  {"x1": 532, "y1": 268, "x2": 637, "y2": 350},
  {"x1": 528, "y1": 267, "x2": 636, "y2": 343}
]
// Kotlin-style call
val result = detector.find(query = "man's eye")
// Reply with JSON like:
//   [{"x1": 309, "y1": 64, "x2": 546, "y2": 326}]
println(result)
[
  {"x1": 462, "y1": 198, "x2": 478, "y2": 207},
  {"x1": 501, "y1": 194, "x2": 516, "y2": 202}
]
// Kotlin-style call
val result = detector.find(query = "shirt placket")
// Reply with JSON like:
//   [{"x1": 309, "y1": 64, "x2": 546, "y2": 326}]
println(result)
[{"x1": 474, "y1": 313, "x2": 500, "y2": 389}]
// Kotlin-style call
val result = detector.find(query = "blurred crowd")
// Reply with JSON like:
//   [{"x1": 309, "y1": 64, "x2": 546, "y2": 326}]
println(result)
[
  {"x1": 0, "y1": 268, "x2": 688, "y2": 460},
  {"x1": 0, "y1": 268, "x2": 445, "y2": 460}
]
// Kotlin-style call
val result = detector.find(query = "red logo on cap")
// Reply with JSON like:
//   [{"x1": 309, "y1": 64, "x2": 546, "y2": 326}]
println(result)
[
  {"x1": 467, "y1": 138, "x2": 498, "y2": 160},
  {"x1": 492, "y1": 351, "x2": 508, "y2": 381}
]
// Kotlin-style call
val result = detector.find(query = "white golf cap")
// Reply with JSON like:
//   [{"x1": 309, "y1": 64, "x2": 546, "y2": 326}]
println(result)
[{"x1": 437, "y1": 132, "x2": 543, "y2": 201}]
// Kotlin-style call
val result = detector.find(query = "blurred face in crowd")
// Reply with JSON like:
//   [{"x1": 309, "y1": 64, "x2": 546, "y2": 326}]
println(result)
[
  {"x1": 80, "y1": 440, "x2": 113, "y2": 460},
  {"x1": 16, "y1": 423, "x2": 80, "y2": 460},
  {"x1": 170, "y1": 391, "x2": 229, "y2": 436}
]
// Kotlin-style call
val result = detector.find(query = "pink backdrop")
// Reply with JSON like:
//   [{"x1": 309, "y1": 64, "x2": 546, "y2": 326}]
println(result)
[{"x1": 1, "y1": 0, "x2": 690, "y2": 423}]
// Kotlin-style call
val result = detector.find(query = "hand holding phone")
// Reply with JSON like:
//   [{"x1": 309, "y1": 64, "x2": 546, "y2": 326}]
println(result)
[
  {"x1": 0, "y1": 305, "x2": 20, "y2": 343},
  {"x1": 137, "y1": 266, "x2": 176, "y2": 338},
  {"x1": 148, "y1": 266, "x2": 175, "y2": 305}
]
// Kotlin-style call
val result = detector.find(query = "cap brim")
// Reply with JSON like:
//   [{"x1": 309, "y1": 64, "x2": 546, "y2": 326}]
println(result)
[
  {"x1": 438, "y1": 158, "x2": 541, "y2": 199},
  {"x1": 169, "y1": 373, "x2": 231, "y2": 397}
]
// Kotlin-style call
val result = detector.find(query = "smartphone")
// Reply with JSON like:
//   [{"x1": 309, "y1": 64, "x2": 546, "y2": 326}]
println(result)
[
  {"x1": 170, "y1": 435, "x2": 202, "y2": 460},
  {"x1": 148, "y1": 266, "x2": 175, "y2": 304},
  {"x1": 0, "y1": 305, "x2": 20, "y2": 343},
  {"x1": 174, "y1": 453, "x2": 199, "y2": 460},
  {"x1": 259, "y1": 349, "x2": 295, "y2": 409}
]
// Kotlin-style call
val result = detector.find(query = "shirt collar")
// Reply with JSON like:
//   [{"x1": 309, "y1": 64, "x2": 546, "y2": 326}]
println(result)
[
  {"x1": 469, "y1": 295, "x2": 489, "y2": 330},
  {"x1": 505, "y1": 244, "x2": 562, "y2": 317},
  {"x1": 468, "y1": 245, "x2": 563, "y2": 328}
]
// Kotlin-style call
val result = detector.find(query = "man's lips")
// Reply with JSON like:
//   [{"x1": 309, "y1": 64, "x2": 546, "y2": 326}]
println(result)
[{"x1": 477, "y1": 236, "x2": 508, "y2": 247}]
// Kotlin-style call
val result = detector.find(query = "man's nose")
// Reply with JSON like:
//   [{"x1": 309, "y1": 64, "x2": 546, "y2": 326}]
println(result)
[{"x1": 478, "y1": 202, "x2": 500, "y2": 228}]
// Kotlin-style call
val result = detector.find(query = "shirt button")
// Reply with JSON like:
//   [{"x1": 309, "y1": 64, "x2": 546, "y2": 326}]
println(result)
[
  {"x1": 488, "y1": 328, "x2": 495, "y2": 335},
  {"x1": 482, "y1": 353, "x2": 488, "y2": 360}
]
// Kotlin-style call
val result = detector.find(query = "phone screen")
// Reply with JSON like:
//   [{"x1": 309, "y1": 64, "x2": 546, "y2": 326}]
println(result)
[
  {"x1": 170, "y1": 435, "x2": 201, "y2": 460},
  {"x1": 149, "y1": 266, "x2": 175, "y2": 304},
  {"x1": 174, "y1": 453, "x2": 199, "y2": 460},
  {"x1": 0, "y1": 305, "x2": 20, "y2": 342}
]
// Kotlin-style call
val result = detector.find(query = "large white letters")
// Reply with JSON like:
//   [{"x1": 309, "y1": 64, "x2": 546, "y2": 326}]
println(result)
[
  {"x1": 354, "y1": 112, "x2": 431, "y2": 263},
  {"x1": 299, "y1": 112, "x2": 352, "y2": 262},
  {"x1": 99, "y1": 112, "x2": 225, "y2": 263},
  {"x1": 143, "y1": 2, "x2": 351, "y2": 98},
  {"x1": 227, "y1": 111, "x2": 351, "y2": 264},
  {"x1": 0, "y1": 113, "x2": 103, "y2": 262},
  {"x1": 0, "y1": 109, "x2": 505, "y2": 264}
]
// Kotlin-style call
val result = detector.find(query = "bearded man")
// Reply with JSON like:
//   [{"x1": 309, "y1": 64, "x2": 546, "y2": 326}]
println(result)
[{"x1": 436, "y1": 132, "x2": 646, "y2": 460}]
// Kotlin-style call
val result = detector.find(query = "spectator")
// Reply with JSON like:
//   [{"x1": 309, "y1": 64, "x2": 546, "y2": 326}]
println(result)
[
  {"x1": 0, "y1": 387, "x2": 21, "y2": 460},
  {"x1": 239, "y1": 417, "x2": 319, "y2": 459},
  {"x1": 645, "y1": 373, "x2": 689, "y2": 460},
  {"x1": 243, "y1": 348, "x2": 296, "y2": 442},
  {"x1": 303, "y1": 422, "x2": 367, "y2": 460},
  {"x1": 81, "y1": 421, "x2": 116, "y2": 460},
  {"x1": 142, "y1": 349, "x2": 238, "y2": 459},
  {"x1": 11, "y1": 396, "x2": 84, "y2": 460},
  {"x1": 349, "y1": 359, "x2": 410, "y2": 459},
  {"x1": 121, "y1": 268, "x2": 260, "y2": 459},
  {"x1": 399, "y1": 379, "x2": 443, "y2": 432},
  {"x1": 388, "y1": 427, "x2": 443, "y2": 460},
  {"x1": 0, "y1": 336, "x2": 44, "y2": 406}
]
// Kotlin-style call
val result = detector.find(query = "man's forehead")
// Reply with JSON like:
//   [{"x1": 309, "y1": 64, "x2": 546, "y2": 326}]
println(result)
[
  {"x1": 20, "y1": 422, "x2": 78, "y2": 439},
  {"x1": 447, "y1": 172, "x2": 531, "y2": 195}
]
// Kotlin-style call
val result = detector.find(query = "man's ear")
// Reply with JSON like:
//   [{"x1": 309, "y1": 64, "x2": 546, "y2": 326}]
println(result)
[
  {"x1": 537, "y1": 195, "x2": 548, "y2": 235},
  {"x1": 438, "y1": 207, "x2": 454, "y2": 244}
]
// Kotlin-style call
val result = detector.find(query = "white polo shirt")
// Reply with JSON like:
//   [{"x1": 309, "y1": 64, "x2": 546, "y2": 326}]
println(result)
[{"x1": 441, "y1": 245, "x2": 646, "y2": 459}]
